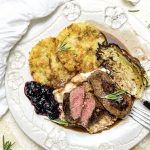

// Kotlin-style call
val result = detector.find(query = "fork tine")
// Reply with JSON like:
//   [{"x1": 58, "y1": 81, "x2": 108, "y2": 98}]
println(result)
[
  {"x1": 129, "y1": 114, "x2": 150, "y2": 130},
  {"x1": 133, "y1": 106, "x2": 150, "y2": 117},
  {"x1": 132, "y1": 107, "x2": 150, "y2": 122},
  {"x1": 130, "y1": 110, "x2": 150, "y2": 125}
]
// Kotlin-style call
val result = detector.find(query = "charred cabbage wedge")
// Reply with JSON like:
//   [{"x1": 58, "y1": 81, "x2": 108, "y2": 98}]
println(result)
[{"x1": 97, "y1": 44, "x2": 148, "y2": 98}]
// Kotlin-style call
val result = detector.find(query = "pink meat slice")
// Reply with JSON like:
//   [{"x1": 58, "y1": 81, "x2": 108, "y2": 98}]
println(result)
[
  {"x1": 80, "y1": 93, "x2": 96, "y2": 127},
  {"x1": 70, "y1": 86, "x2": 85, "y2": 120}
]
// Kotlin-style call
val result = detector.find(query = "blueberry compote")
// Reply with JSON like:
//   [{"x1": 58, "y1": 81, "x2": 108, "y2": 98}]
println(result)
[{"x1": 24, "y1": 81, "x2": 60, "y2": 119}]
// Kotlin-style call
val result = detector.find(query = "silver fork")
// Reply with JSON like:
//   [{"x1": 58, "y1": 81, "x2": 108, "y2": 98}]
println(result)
[{"x1": 129, "y1": 105, "x2": 150, "y2": 130}]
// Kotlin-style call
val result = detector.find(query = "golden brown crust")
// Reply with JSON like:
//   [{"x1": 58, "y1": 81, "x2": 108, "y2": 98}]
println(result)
[
  {"x1": 29, "y1": 37, "x2": 74, "y2": 89},
  {"x1": 56, "y1": 22, "x2": 107, "y2": 73}
]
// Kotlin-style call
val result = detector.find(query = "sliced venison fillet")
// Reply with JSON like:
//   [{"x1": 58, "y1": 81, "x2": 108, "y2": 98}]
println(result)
[
  {"x1": 89, "y1": 70, "x2": 134, "y2": 118},
  {"x1": 63, "y1": 93, "x2": 76, "y2": 124},
  {"x1": 70, "y1": 86, "x2": 85, "y2": 120},
  {"x1": 63, "y1": 82, "x2": 97, "y2": 127},
  {"x1": 63, "y1": 82, "x2": 116, "y2": 133},
  {"x1": 101, "y1": 94, "x2": 134, "y2": 118},
  {"x1": 88, "y1": 70, "x2": 116, "y2": 98},
  {"x1": 80, "y1": 92, "x2": 96, "y2": 127}
]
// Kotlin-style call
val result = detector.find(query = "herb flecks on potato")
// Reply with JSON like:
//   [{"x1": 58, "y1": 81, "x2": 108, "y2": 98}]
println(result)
[
  {"x1": 56, "y1": 22, "x2": 107, "y2": 72},
  {"x1": 29, "y1": 37, "x2": 74, "y2": 89}
]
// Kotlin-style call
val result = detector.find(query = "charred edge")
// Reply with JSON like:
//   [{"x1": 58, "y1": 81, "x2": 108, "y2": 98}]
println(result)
[
  {"x1": 100, "y1": 32, "x2": 108, "y2": 46},
  {"x1": 96, "y1": 43, "x2": 148, "y2": 86},
  {"x1": 62, "y1": 93, "x2": 78, "y2": 125}
]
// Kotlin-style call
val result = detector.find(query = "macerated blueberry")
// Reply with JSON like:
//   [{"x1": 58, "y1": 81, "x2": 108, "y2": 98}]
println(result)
[
  {"x1": 24, "y1": 81, "x2": 60, "y2": 119},
  {"x1": 43, "y1": 103, "x2": 50, "y2": 109}
]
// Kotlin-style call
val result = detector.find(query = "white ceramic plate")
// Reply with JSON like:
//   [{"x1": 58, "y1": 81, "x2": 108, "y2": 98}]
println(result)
[{"x1": 5, "y1": 0, "x2": 150, "y2": 150}]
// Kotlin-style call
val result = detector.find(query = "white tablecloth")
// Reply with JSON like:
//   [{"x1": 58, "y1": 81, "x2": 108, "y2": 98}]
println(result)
[{"x1": 0, "y1": 0, "x2": 150, "y2": 149}]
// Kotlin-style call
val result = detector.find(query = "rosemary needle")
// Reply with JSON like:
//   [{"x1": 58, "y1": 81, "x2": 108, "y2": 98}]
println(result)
[
  {"x1": 51, "y1": 118, "x2": 69, "y2": 126},
  {"x1": 2, "y1": 136, "x2": 15, "y2": 150},
  {"x1": 45, "y1": 118, "x2": 69, "y2": 127},
  {"x1": 105, "y1": 90, "x2": 125, "y2": 101},
  {"x1": 128, "y1": 10, "x2": 140, "y2": 12}
]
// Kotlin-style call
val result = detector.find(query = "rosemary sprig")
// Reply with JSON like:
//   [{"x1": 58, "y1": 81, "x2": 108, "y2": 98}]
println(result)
[
  {"x1": 2, "y1": 136, "x2": 15, "y2": 150},
  {"x1": 105, "y1": 90, "x2": 125, "y2": 101},
  {"x1": 128, "y1": 10, "x2": 140, "y2": 12},
  {"x1": 58, "y1": 36, "x2": 71, "y2": 51},
  {"x1": 51, "y1": 118, "x2": 68, "y2": 126}
]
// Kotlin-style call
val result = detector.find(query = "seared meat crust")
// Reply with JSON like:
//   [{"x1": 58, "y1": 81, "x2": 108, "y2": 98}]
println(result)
[
  {"x1": 89, "y1": 70, "x2": 134, "y2": 118},
  {"x1": 101, "y1": 94, "x2": 134, "y2": 118}
]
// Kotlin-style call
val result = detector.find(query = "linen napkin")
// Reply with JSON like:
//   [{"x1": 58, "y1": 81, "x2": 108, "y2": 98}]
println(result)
[{"x1": 0, "y1": 0, "x2": 69, "y2": 118}]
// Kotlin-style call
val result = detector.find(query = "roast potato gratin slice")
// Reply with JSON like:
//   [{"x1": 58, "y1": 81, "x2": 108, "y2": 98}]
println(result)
[
  {"x1": 29, "y1": 37, "x2": 74, "y2": 89},
  {"x1": 56, "y1": 22, "x2": 107, "y2": 72}
]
